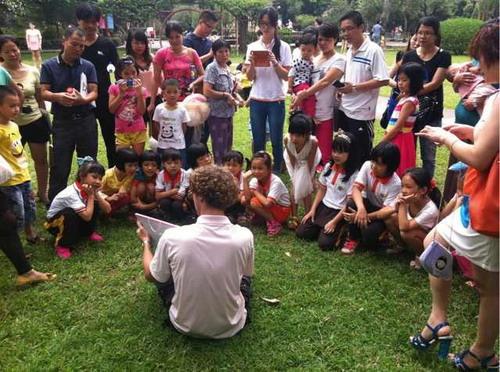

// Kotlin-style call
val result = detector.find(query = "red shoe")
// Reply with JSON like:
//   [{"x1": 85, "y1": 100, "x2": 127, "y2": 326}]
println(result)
[
  {"x1": 89, "y1": 232, "x2": 104, "y2": 242},
  {"x1": 266, "y1": 220, "x2": 282, "y2": 237},
  {"x1": 341, "y1": 239, "x2": 359, "y2": 255},
  {"x1": 55, "y1": 246, "x2": 72, "y2": 259}
]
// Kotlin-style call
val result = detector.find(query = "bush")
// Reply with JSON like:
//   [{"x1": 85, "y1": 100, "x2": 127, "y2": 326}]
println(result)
[
  {"x1": 295, "y1": 15, "x2": 316, "y2": 30},
  {"x1": 278, "y1": 27, "x2": 294, "y2": 44},
  {"x1": 441, "y1": 17, "x2": 483, "y2": 55}
]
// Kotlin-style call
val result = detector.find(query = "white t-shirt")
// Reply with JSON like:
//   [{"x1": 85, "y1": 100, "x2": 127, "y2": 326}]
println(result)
[
  {"x1": 47, "y1": 183, "x2": 87, "y2": 219},
  {"x1": 318, "y1": 163, "x2": 358, "y2": 210},
  {"x1": 407, "y1": 199, "x2": 439, "y2": 231},
  {"x1": 354, "y1": 161, "x2": 401, "y2": 208},
  {"x1": 152, "y1": 104, "x2": 190, "y2": 150},
  {"x1": 249, "y1": 174, "x2": 291, "y2": 207},
  {"x1": 340, "y1": 38, "x2": 389, "y2": 121},
  {"x1": 245, "y1": 38, "x2": 292, "y2": 101},
  {"x1": 313, "y1": 53, "x2": 346, "y2": 121},
  {"x1": 155, "y1": 169, "x2": 189, "y2": 196},
  {"x1": 149, "y1": 215, "x2": 254, "y2": 339}
]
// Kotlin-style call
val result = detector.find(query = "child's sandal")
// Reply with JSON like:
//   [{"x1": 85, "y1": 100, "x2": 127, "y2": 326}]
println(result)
[{"x1": 287, "y1": 216, "x2": 299, "y2": 230}]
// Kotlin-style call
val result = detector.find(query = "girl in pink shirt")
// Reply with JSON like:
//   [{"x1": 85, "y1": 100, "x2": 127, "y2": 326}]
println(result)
[{"x1": 109, "y1": 56, "x2": 148, "y2": 155}]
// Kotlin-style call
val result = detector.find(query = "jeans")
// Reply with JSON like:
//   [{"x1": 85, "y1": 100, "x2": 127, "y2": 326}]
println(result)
[
  {"x1": 0, "y1": 181, "x2": 36, "y2": 229},
  {"x1": 419, "y1": 118, "x2": 441, "y2": 178},
  {"x1": 48, "y1": 114, "x2": 98, "y2": 201},
  {"x1": 250, "y1": 100, "x2": 285, "y2": 173}
]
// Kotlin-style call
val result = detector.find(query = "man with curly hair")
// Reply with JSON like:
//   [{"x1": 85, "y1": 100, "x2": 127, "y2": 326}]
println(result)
[{"x1": 137, "y1": 166, "x2": 254, "y2": 339}]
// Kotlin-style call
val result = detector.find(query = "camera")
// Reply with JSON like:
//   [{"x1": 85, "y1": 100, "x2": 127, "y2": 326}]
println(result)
[{"x1": 126, "y1": 79, "x2": 134, "y2": 88}]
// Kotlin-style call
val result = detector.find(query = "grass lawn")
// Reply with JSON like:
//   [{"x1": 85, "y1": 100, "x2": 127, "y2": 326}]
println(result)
[{"x1": 0, "y1": 52, "x2": 487, "y2": 370}]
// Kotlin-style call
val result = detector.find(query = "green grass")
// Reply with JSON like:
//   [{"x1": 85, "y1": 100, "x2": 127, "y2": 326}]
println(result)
[{"x1": 0, "y1": 51, "x2": 486, "y2": 371}]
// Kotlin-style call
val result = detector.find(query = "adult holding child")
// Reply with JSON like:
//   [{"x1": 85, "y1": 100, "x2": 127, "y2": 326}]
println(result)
[
  {"x1": 411, "y1": 20, "x2": 499, "y2": 370},
  {"x1": 0, "y1": 35, "x2": 50, "y2": 204},
  {"x1": 137, "y1": 166, "x2": 254, "y2": 339},
  {"x1": 291, "y1": 23, "x2": 346, "y2": 166},
  {"x1": 402, "y1": 16, "x2": 451, "y2": 178},
  {"x1": 244, "y1": 7, "x2": 292, "y2": 174},
  {"x1": 337, "y1": 11, "x2": 389, "y2": 166},
  {"x1": 40, "y1": 26, "x2": 98, "y2": 201}
]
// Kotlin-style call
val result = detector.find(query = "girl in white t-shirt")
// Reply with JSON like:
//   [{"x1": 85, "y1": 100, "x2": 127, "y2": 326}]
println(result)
[
  {"x1": 45, "y1": 160, "x2": 111, "y2": 260},
  {"x1": 223, "y1": 150, "x2": 248, "y2": 225},
  {"x1": 243, "y1": 151, "x2": 291, "y2": 237},
  {"x1": 296, "y1": 131, "x2": 359, "y2": 250},
  {"x1": 388, "y1": 167, "x2": 441, "y2": 269},
  {"x1": 341, "y1": 142, "x2": 402, "y2": 255},
  {"x1": 283, "y1": 112, "x2": 321, "y2": 228}
]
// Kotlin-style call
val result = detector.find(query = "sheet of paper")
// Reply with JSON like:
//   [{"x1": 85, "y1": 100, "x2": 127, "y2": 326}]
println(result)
[{"x1": 135, "y1": 213, "x2": 178, "y2": 248}]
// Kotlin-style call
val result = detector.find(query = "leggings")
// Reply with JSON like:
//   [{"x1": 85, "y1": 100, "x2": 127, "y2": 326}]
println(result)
[{"x1": 346, "y1": 198, "x2": 386, "y2": 249}]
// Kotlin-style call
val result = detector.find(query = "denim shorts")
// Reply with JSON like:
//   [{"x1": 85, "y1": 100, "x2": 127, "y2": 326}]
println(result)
[{"x1": 0, "y1": 181, "x2": 36, "y2": 229}]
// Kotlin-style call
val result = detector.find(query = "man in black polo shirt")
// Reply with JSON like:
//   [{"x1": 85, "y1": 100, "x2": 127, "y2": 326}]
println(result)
[
  {"x1": 76, "y1": 3, "x2": 118, "y2": 167},
  {"x1": 184, "y1": 10, "x2": 218, "y2": 146},
  {"x1": 40, "y1": 27, "x2": 98, "y2": 201}
]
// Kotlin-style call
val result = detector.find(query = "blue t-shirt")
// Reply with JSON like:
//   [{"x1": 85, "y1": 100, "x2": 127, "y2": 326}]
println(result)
[
  {"x1": 183, "y1": 32, "x2": 212, "y2": 67},
  {"x1": 0, "y1": 66, "x2": 12, "y2": 86},
  {"x1": 40, "y1": 54, "x2": 98, "y2": 117}
]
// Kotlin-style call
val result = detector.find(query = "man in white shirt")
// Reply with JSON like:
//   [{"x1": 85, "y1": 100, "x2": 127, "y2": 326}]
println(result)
[
  {"x1": 337, "y1": 11, "x2": 389, "y2": 166},
  {"x1": 137, "y1": 166, "x2": 254, "y2": 339}
]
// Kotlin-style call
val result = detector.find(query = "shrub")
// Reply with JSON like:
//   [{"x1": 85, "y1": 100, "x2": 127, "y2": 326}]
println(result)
[
  {"x1": 279, "y1": 27, "x2": 294, "y2": 44},
  {"x1": 441, "y1": 17, "x2": 483, "y2": 55},
  {"x1": 295, "y1": 15, "x2": 316, "y2": 30}
]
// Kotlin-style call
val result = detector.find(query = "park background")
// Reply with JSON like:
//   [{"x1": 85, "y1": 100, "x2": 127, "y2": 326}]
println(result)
[{"x1": 0, "y1": 0, "x2": 498, "y2": 370}]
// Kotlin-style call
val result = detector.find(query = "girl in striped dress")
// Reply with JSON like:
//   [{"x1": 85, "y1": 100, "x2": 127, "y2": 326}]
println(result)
[{"x1": 382, "y1": 62, "x2": 425, "y2": 177}]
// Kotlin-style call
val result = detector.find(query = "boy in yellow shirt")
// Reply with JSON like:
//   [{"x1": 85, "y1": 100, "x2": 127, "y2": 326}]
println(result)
[
  {"x1": 100, "y1": 148, "x2": 138, "y2": 215},
  {"x1": 0, "y1": 86, "x2": 40, "y2": 242}
]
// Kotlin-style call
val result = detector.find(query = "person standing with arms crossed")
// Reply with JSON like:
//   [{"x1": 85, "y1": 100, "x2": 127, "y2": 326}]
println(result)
[
  {"x1": 337, "y1": 11, "x2": 389, "y2": 166},
  {"x1": 76, "y1": 3, "x2": 119, "y2": 167}
]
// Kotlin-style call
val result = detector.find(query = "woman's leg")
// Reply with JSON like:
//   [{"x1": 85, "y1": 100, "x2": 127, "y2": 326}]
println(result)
[
  {"x1": 249, "y1": 100, "x2": 268, "y2": 153},
  {"x1": 267, "y1": 101, "x2": 286, "y2": 173},
  {"x1": 28, "y1": 142, "x2": 49, "y2": 203},
  {"x1": 0, "y1": 233, "x2": 32, "y2": 275},
  {"x1": 461, "y1": 265, "x2": 499, "y2": 367},
  {"x1": 315, "y1": 119, "x2": 333, "y2": 165}
]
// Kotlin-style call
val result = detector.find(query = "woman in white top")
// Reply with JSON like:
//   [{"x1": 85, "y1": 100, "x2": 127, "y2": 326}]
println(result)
[
  {"x1": 292, "y1": 23, "x2": 346, "y2": 166},
  {"x1": 244, "y1": 7, "x2": 292, "y2": 173}
]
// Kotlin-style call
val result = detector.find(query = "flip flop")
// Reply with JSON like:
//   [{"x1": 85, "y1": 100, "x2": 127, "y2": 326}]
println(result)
[{"x1": 16, "y1": 272, "x2": 57, "y2": 287}]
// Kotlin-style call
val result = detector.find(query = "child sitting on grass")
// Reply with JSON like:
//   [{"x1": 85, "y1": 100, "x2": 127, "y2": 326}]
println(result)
[
  {"x1": 386, "y1": 167, "x2": 440, "y2": 269},
  {"x1": 108, "y1": 56, "x2": 148, "y2": 155},
  {"x1": 243, "y1": 151, "x2": 291, "y2": 237},
  {"x1": 341, "y1": 142, "x2": 401, "y2": 255},
  {"x1": 130, "y1": 150, "x2": 159, "y2": 216},
  {"x1": 283, "y1": 112, "x2": 321, "y2": 228},
  {"x1": 155, "y1": 148, "x2": 189, "y2": 222},
  {"x1": 296, "y1": 131, "x2": 359, "y2": 250},
  {"x1": 100, "y1": 148, "x2": 138, "y2": 215},
  {"x1": 0, "y1": 86, "x2": 41, "y2": 244},
  {"x1": 45, "y1": 159, "x2": 111, "y2": 259},
  {"x1": 223, "y1": 150, "x2": 248, "y2": 225}
]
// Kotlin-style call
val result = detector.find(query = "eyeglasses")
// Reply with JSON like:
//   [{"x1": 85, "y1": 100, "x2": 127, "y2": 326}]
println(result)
[{"x1": 417, "y1": 31, "x2": 435, "y2": 36}]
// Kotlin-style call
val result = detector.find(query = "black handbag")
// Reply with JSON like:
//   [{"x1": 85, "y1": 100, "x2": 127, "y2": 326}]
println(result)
[{"x1": 414, "y1": 94, "x2": 439, "y2": 133}]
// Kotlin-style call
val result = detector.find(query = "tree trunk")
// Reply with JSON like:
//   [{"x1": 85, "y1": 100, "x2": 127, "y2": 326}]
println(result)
[{"x1": 237, "y1": 15, "x2": 248, "y2": 54}]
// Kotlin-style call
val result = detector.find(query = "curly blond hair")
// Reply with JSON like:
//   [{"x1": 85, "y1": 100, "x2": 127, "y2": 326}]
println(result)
[{"x1": 190, "y1": 166, "x2": 238, "y2": 210}]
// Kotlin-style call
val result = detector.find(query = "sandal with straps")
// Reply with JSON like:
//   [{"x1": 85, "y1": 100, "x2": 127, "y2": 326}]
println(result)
[
  {"x1": 453, "y1": 349, "x2": 499, "y2": 371},
  {"x1": 410, "y1": 321, "x2": 453, "y2": 360}
]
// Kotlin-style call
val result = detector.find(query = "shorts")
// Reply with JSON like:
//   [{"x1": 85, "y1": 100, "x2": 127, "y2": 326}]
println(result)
[
  {"x1": 0, "y1": 181, "x2": 36, "y2": 229},
  {"x1": 437, "y1": 207, "x2": 499, "y2": 272},
  {"x1": 19, "y1": 115, "x2": 51, "y2": 144},
  {"x1": 115, "y1": 130, "x2": 148, "y2": 147},
  {"x1": 250, "y1": 197, "x2": 291, "y2": 223}
]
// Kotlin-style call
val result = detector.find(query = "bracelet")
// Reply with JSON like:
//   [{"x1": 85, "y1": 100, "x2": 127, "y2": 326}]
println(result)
[
  {"x1": 450, "y1": 138, "x2": 460, "y2": 151},
  {"x1": 142, "y1": 239, "x2": 150, "y2": 245}
]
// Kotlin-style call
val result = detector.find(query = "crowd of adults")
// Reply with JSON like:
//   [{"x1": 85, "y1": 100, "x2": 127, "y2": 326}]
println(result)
[{"x1": 0, "y1": 3, "x2": 498, "y2": 368}]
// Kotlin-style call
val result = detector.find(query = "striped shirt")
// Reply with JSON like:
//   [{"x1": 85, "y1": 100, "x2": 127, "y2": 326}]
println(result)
[{"x1": 387, "y1": 96, "x2": 419, "y2": 133}]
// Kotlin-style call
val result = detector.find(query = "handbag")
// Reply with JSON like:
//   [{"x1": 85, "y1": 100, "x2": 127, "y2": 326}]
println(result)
[
  {"x1": 420, "y1": 240, "x2": 453, "y2": 280},
  {"x1": 463, "y1": 153, "x2": 499, "y2": 236},
  {"x1": 0, "y1": 155, "x2": 14, "y2": 184},
  {"x1": 380, "y1": 89, "x2": 399, "y2": 129},
  {"x1": 414, "y1": 94, "x2": 439, "y2": 133}
]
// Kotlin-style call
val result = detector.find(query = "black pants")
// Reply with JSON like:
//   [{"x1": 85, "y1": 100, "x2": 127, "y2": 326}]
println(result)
[
  {"x1": 95, "y1": 106, "x2": 116, "y2": 168},
  {"x1": 157, "y1": 275, "x2": 253, "y2": 327},
  {"x1": 48, "y1": 114, "x2": 98, "y2": 201},
  {"x1": 225, "y1": 201, "x2": 246, "y2": 224},
  {"x1": 346, "y1": 198, "x2": 386, "y2": 249},
  {"x1": 0, "y1": 195, "x2": 31, "y2": 275},
  {"x1": 159, "y1": 198, "x2": 185, "y2": 221},
  {"x1": 46, "y1": 207, "x2": 98, "y2": 248},
  {"x1": 296, "y1": 202, "x2": 344, "y2": 251},
  {"x1": 337, "y1": 109, "x2": 374, "y2": 166}
]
